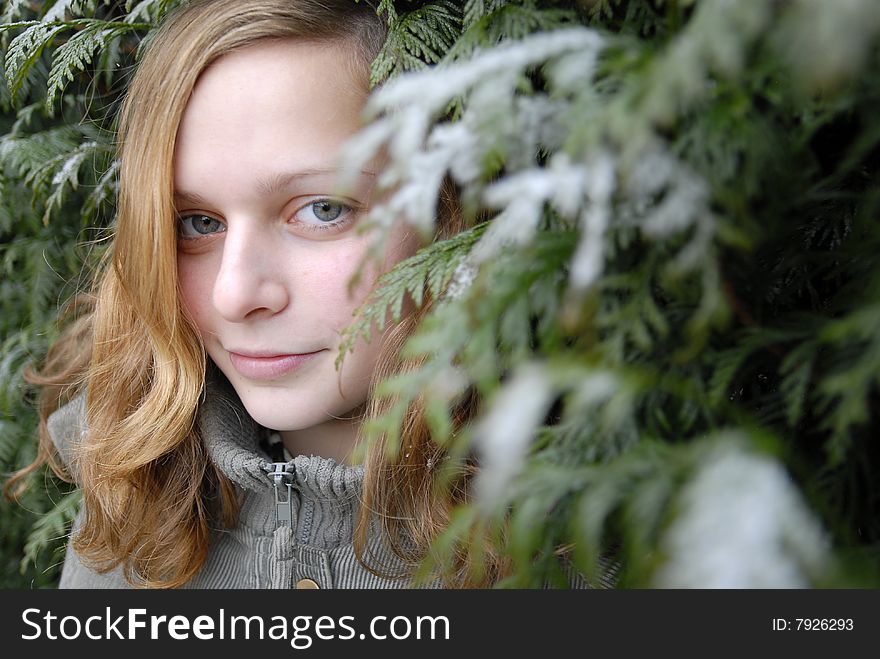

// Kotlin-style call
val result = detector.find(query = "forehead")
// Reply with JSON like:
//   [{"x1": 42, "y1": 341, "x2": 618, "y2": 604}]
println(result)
[
  {"x1": 195, "y1": 37, "x2": 367, "y2": 97},
  {"x1": 173, "y1": 39, "x2": 370, "y2": 195}
]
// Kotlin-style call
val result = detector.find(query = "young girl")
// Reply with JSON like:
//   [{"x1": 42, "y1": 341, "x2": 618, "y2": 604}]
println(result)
[
  {"x1": 14, "y1": 0, "x2": 615, "y2": 589},
  {"x1": 9, "y1": 0, "x2": 473, "y2": 590}
]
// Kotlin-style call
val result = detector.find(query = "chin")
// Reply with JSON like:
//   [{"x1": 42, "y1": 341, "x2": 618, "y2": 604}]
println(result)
[
  {"x1": 209, "y1": 356, "x2": 372, "y2": 434},
  {"x1": 237, "y1": 395, "x2": 321, "y2": 433}
]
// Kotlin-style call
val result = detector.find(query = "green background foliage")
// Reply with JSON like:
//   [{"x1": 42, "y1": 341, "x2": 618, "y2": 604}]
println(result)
[{"x1": 1, "y1": 0, "x2": 879, "y2": 588}]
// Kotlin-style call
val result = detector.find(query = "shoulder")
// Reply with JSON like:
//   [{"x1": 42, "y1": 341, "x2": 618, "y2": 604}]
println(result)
[{"x1": 46, "y1": 391, "x2": 88, "y2": 472}]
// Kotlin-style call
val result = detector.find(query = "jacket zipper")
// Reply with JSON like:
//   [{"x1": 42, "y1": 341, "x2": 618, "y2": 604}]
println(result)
[{"x1": 269, "y1": 462, "x2": 294, "y2": 528}]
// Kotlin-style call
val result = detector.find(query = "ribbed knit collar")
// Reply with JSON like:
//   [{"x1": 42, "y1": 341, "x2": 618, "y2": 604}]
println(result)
[{"x1": 198, "y1": 374, "x2": 365, "y2": 502}]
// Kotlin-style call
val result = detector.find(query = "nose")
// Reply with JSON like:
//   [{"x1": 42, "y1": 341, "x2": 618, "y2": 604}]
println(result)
[{"x1": 212, "y1": 222, "x2": 289, "y2": 322}]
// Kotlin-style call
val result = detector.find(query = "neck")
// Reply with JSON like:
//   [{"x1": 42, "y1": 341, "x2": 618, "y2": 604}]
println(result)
[{"x1": 279, "y1": 416, "x2": 361, "y2": 465}]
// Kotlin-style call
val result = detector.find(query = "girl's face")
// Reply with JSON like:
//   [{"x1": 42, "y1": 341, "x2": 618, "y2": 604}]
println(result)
[{"x1": 174, "y1": 39, "x2": 417, "y2": 462}]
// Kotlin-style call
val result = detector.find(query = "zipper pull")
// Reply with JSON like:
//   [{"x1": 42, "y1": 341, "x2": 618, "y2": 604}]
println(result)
[{"x1": 270, "y1": 462, "x2": 294, "y2": 528}]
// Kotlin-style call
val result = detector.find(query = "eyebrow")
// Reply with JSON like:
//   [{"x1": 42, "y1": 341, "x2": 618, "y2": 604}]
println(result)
[
  {"x1": 173, "y1": 168, "x2": 376, "y2": 206},
  {"x1": 173, "y1": 190, "x2": 209, "y2": 206},
  {"x1": 256, "y1": 168, "x2": 376, "y2": 196}
]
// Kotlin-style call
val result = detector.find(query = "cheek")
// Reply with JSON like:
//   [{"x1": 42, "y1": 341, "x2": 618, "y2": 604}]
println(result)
[
  {"x1": 340, "y1": 331, "x2": 385, "y2": 394},
  {"x1": 177, "y1": 255, "x2": 217, "y2": 333},
  {"x1": 318, "y1": 228, "x2": 422, "y2": 331},
  {"x1": 303, "y1": 241, "x2": 384, "y2": 330}
]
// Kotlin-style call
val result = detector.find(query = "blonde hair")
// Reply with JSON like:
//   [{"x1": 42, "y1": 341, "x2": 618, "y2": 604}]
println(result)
[{"x1": 8, "y1": 0, "x2": 506, "y2": 588}]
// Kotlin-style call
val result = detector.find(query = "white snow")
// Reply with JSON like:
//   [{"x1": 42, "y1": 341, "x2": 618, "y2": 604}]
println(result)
[{"x1": 654, "y1": 440, "x2": 831, "y2": 588}]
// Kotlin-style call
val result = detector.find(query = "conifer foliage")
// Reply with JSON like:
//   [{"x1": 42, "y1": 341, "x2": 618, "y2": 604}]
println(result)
[{"x1": 1, "y1": 0, "x2": 879, "y2": 587}]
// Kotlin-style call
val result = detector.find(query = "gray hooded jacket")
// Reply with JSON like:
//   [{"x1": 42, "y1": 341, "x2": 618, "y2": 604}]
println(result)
[{"x1": 47, "y1": 379, "x2": 618, "y2": 589}]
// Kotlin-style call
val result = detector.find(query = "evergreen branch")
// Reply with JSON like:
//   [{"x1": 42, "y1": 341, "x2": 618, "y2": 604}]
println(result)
[
  {"x1": 123, "y1": 0, "x2": 179, "y2": 25},
  {"x1": 447, "y1": 1, "x2": 575, "y2": 63},
  {"x1": 375, "y1": 0, "x2": 398, "y2": 24},
  {"x1": 43, "y1": 139, "x2": 103, "y2": 223},
  {"x1": 9, "y1": 100, "x2": 43, "y2": 134},
  {"x1": 463, "y1": 0, "x2": 486, "y2": 28},
  {"x1": 0, "y1": 125, "x2": 110, "y2": 223},
  {"x1": 0, "y1": 172, "x2": 12, "y2": 233},
  {"x1": 337, "y1": 222, "x2": 486, "y2": 364},
  {"x1": 0, "y1": 335, "x2": 29, "y2": 412},
  {"x1": 4, "y1": 21, "x2": 69, "y2": 101},
  {"x1": 1, "y1": 0, "x2": 31, "y2": 25},
  {"x1": 82, "y1": 157, "x2": 118, "y2": 220},
  {"x1": 43, "y1": 1, "x2": 94, "y2": 22},
  {"x1": 3, "y1": 18, "x2": 151, "y2": 104},
  {"x1": 706, "y1": 327, "x2": 808, "y2": 408},
  {"x1": 817, "y1": 302, "x2": 880, "y2": 465},
  {"x1": 779, "y1": 341, "x2": 816, "y2": 428},
  {"x1": 20, "y1": 489, "x2": 82, "y2": 575},
  {"x1": 371, "y1": 0, "x2": 461, "y2": 85},
  {"x1": 0, "y1": 124, "x2": 83, "y2": 182},
  {"x1": 46, "y1": 20, "x2": 143, "y2": 109},
  {"x1": 0, "y1": 418, "x2": 22, "y2": 466}
]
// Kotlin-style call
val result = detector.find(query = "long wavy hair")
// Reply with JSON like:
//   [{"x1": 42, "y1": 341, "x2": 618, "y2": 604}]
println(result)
[{"x1": 7, "y1": 0, "x2": 506, "y2": 588}]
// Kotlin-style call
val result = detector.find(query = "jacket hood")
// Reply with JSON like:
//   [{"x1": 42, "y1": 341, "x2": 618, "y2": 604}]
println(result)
[{"x1": 198, "y1": 371, "x2": 365, "y2": 502}]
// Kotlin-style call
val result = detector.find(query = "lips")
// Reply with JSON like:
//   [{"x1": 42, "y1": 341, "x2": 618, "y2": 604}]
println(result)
[{"x1": 227, "y1": 350, "x2": 323, "y2": 380}]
